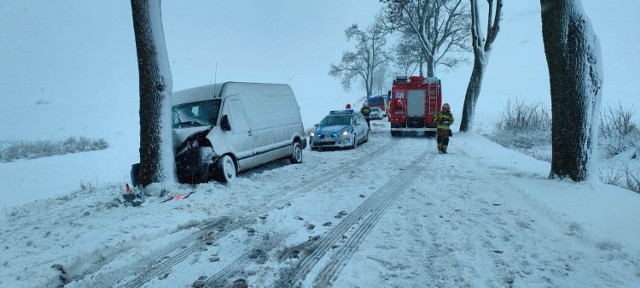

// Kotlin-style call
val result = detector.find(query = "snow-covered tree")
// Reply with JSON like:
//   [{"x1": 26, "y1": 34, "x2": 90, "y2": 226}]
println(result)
[
  {"x1": 459, "y1": 0, "x2": 502, "y2": 132},
  {"x1": 393, "y1": 37, "x2": 421, "y2": 77},
  {"x1": 372, "y1": 64, "x2": 390, "y2": 96},
  {"x1": 131, "y1": 0, "x2": 175, "y2": 187},
  {"x1": 381, "y1": 0, "x2": 471, "y2": 77},
  {"x1": 329, "y1": 18, "x2": 392, "y2": 97},
  {"x1": 540, "y1": 0, "x2": 603, "y2": 182}
]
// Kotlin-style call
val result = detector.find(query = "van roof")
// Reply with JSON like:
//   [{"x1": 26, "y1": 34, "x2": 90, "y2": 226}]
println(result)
[
  {"x1": 171, "y1": 82, "x2": 293, "y2": 106},
  {"x1": 172, "y1": 84, "x2": 224, "y2": 106}
]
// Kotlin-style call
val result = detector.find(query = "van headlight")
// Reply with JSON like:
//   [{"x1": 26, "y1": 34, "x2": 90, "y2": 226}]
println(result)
[
  {"x1": 341, "y1": 131, "x2": 349, "y2": 137},
  {"x1": 310, "y1": 131, "x2": 316, "y2": 137}
]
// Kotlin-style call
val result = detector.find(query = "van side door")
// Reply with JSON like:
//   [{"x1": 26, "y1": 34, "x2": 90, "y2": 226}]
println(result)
[{"x1": 220, "y1": 96, "x2": 254, "y2": 170}]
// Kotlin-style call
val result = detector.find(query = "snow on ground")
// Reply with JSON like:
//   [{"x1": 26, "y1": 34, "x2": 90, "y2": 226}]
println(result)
[{"x1": 1, "y1": 120, "x2": 638, "y2": 288}]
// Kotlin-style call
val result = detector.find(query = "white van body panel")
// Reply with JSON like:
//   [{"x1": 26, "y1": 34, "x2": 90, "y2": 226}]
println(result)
[{"x1": 172, "y1": 82, "x2": 305, "y2": 182}]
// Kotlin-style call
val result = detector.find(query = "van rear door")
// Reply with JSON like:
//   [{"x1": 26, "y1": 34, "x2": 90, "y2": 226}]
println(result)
[{"x1": 222, "y1": 97, "x2": 254, "y2": 169}]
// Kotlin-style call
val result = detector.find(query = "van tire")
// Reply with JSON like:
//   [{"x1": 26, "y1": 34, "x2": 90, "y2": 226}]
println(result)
[
  {"x1": 289, "y1": 141, "x2": 303, "y2": 164},
  {"x1": 130, "y1": 163, "x2": 140, "y2": 188},
  {"x1": 215, "y1": 155, "x2": 236, "y2": 183}
]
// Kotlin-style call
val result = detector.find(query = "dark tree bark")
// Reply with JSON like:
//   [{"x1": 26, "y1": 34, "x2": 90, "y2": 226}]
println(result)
[
  {"x1": 459, "y1": 0, "x2": 502, "y2": 132},
  {"x1": 540, "y1": 0, "x2": 603, "y2": 181},
  {"x1": 131, "y1": 0, "x2": 174, "y2": 187}
]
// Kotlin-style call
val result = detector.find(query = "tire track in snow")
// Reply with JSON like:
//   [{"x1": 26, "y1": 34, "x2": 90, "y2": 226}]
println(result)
[
  {"x1": 191, "y1": 138, "x2": 403, "y2": 287},
  {"x1": 274, "y1": 146, "x2": 435, "y2": 287},
  {"x1": 72, "y1": 137, "x2": 398, "y2": 287},
  {"x1": 312, "y1": 150, "x2": 436, "y2": 287},
  {"x1": 202, "y1": 232, "x2": 291, "y2": 288},
  {"x1": 297, "y1": 137, "x2": 399, "y2": 192},
  {"x1": 79, "y1": 217, "x2": 239, "y2": 288}
]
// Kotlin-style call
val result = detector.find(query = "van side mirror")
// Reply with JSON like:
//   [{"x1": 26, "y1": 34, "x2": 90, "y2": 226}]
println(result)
[{"x1": 221, "y1": 115, "x2": 231, "y2": 131}]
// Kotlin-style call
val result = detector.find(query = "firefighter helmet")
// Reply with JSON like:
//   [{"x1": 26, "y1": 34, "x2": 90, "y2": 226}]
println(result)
[{"x1": 442, "y1": 103, "x2": 450, "y2": 111}]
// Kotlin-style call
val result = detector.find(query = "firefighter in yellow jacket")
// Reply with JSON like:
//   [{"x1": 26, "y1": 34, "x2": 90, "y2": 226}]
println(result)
[{"x1": 433, "y1": 103, "x2": 454, "y2": 153}]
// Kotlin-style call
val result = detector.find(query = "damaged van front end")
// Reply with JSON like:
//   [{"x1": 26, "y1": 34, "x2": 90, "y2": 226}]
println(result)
[{"x1": 173, "y1": 127, "x2": 218, "y2": 183}]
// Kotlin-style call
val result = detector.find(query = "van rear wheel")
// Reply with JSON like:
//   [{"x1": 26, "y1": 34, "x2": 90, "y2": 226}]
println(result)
[
  {"x1": 289, "y1": 141, "x2": 303, "y2": 164},
  {"x1": 214, "y1": 155, "x2": 236, "y2": 183}
]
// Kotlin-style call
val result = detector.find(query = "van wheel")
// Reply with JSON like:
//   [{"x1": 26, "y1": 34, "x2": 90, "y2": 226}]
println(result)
[
  {"x1": 289, "y1": 141, "x2": 303, "y2": 164},
  {"x1": 215, "y1": 155, "x2": 236, "y2": 183},
  {"x1": 130, "y1": 163, "x2": 140, "y2": 188}
]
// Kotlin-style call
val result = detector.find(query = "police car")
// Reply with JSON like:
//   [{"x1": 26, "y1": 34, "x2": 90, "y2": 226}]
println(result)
[{"x1": 309, "y1": 110, "x2": 369, "y2": 150}]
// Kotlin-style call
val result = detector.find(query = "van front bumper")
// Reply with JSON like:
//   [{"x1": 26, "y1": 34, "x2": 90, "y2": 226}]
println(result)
[{"x1": 175, "y1": 146, "x2": 218, "y2": 183}]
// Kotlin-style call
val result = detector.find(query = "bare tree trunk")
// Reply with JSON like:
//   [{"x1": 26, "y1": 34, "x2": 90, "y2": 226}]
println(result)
[
  {"x1": 459, "y1": 0, "x2": 502, "y2": 132},
  {"x1": 131, "y1": 0, "x2": 175, "y2": 187},
  {"x1": 541, "y1": 0, "x2": 603, "y2": 181},
  {"x1": 426, "y1": 58, "x2": 435, "y2": 77},
  {"x1": 460, "y1": 51, "x2": 486, "y2": 132}
]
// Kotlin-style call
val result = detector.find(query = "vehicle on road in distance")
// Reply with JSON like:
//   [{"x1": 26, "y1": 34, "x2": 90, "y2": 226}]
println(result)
[
  {"x1": 309, "y1": 110, "x2": 369, "y2": 150},
  {"x1": 367, "y1": 95, "x2": 387, "y2": 116},
  {"x1": 369, "y1": 107, "x2": 384, "y2": 120}
]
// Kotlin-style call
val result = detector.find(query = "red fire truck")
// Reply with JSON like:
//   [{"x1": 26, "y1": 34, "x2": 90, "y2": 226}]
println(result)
[{"x1": 388, "y1": 76, "x2": 442, "y2": 137}]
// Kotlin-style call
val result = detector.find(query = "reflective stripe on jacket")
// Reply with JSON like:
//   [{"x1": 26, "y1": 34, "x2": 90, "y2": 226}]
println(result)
[
  {"x1": 434, "y1": 112, "x2": 454, "y2": 129},
  {"x1": 361, "y1": 106, "x2": 371, "y2": 117}
]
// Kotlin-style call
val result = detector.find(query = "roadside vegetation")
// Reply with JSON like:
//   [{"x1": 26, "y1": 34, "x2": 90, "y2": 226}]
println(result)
[
  {"x1": 481, "y1": 97, "x2": 639, "y2": 194},
  {"x1": 0, "y1": 136, "x2": 108, "y2": 162}
]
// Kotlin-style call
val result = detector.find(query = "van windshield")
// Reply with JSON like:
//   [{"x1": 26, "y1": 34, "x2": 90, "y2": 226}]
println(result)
[{"x1": 172, "y1": 99, "x2": 221, "y2": 128}]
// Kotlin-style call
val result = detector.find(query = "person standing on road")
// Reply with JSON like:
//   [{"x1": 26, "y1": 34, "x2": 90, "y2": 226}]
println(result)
[
  {"x1": 360, "y1": 102, "x2": 372, "y2": 130},
  {"x1": 433, "y1": 103, "x2": 454, "y2": 153}
]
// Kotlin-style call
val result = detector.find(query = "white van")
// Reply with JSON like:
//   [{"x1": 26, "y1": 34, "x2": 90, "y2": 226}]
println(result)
[{"x1": 170, "y1": 82, "x2": 306, "y2": 183}]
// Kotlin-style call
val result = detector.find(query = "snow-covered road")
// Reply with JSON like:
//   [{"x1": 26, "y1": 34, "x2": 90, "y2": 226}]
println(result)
[{"x1": 1, "y1": 121, "x2": 639, "y2": 287}]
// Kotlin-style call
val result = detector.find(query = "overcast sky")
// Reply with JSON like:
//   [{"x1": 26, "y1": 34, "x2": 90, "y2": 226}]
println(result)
[{"x1": 1, "y1": 1, "x2": 638, "y2": 142}]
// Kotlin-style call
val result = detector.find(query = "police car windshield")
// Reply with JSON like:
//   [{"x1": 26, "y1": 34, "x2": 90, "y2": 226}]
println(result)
[
  {"x1": 172, "y1": 99, "x2": 221, "y2": 128},
  {"x1": 319, "y1": 115, "x2": 351, "y2": 126}
]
